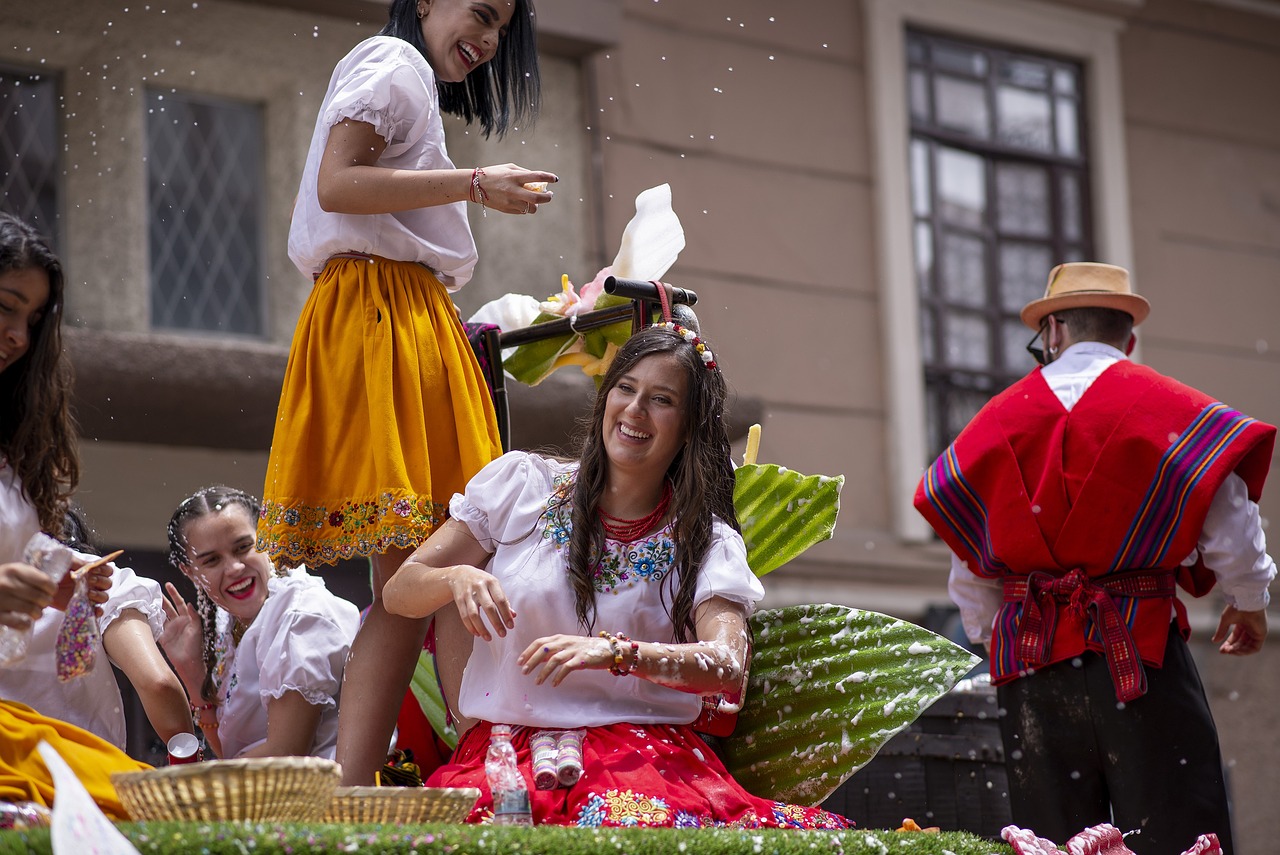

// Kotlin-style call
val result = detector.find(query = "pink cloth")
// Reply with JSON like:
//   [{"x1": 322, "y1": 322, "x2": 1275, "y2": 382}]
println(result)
[{"x1": 1002, "y1": 823, "x2": 1221, "y2": 855}]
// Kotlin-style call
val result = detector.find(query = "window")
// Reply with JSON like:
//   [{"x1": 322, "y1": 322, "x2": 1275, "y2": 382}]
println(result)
[
  {"x1": 863, "y1": 0, "x2": 1130, "y2": 539},
  {"x1": 907, "y1": 30, "x2": 1092, "y2": 457},
  {"x1": 146, "y1": 88, "x2": 265, "y2": 336},
  {"x1": 0, "y1": 66, "x2": 59, "y2": 240}
]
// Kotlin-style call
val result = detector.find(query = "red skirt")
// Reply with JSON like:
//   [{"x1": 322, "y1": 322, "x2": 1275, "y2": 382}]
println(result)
[{"x1": 427, "y1": 720, "x2": 851, "y2": 829}]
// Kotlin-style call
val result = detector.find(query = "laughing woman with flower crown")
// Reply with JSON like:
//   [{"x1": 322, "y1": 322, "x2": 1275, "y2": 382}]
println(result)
[{"x1": 383, "y1": 324, "x2": 850, "y2": 828}]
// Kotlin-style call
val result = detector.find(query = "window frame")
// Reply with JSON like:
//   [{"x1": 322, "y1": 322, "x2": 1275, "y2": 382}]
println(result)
[
  {"x1": 864, "y1": 0, "x2": 1134, "y2": 541},
  {"x1": 0, "y1": 62, "x2": 63, "y2": 246}
]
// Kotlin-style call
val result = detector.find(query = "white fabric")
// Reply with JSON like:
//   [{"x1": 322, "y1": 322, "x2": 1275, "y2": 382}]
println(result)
[
  {"x1": 948, "y1": 343, "x2": 1276, "y2": 642},
  {"x1": 0, "y1": 464, "x2": 166, "y2": 749},
  {"x1": 215, "y1": 572, "x2": 359, "y2": 760},
  {"x1": 288, "y1": 36, "x2": 477, "y2": 288},
  {"x1": 450, "y1": 451, "x2": 764, "y2": 729}
]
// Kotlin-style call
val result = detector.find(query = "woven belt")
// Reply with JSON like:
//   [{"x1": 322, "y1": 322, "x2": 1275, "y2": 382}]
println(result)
[{"x1": 1003, "y1": 568, "x2": 1176, "y2": 702}]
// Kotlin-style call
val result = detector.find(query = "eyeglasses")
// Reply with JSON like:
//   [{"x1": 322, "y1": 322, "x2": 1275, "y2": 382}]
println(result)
[{"x1": 1025, "y1": 321, "x2": 1051, "y2": 366}]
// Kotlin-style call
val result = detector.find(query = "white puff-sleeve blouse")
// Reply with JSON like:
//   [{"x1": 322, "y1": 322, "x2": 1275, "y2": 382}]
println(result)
[
  {"x1": 215, "y1": 571, "x2": 360, "y2": 760},
  {"x1": 288, "y1": 35, "x2": 477, "y2": 288},
  {"x1": 0, "y1": 463, "x2": 167, "y2": 749},
  {"x1": 451, "y1": 451, "x2": 764, "y2": 729}
]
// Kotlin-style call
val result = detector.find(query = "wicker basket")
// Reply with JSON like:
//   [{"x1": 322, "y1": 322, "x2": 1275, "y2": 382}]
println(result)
[
  {"x1": 324, "y1": 787, "x2": 480, "y2": 824},
  {"x1": 111, "y1": 757, "x2": 341, "y2": 823}
]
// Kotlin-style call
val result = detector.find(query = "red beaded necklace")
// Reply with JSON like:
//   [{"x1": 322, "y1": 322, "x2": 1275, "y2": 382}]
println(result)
[{"x1": 598, "y1": 480, "x2": 673, "y2": 542}]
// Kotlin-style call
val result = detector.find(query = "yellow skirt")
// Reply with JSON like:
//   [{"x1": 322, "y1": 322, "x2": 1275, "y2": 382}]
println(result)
[
  {"x1": 257, "y1": 256, "x2": 502, "y2": 567},
  {"x1": 0, "y1": 700, "x2": 150, "y2": 819}
]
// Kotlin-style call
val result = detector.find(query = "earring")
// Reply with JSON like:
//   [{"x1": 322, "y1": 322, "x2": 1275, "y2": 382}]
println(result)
[{"x1": 1048, "y1": 347, "x2": 1058, "y2": 355}]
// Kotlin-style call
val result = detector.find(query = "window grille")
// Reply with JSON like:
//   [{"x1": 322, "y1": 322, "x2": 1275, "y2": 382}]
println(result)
[
  {"x1": 907, "y1": 30, "x2": 1092, "y2": 458},
  {"x1": 0, "y1": 66, "x2": 59, "y2": 241},
  {"x1": 147, "y1": 88, "x2": 264, "y2": 336}
]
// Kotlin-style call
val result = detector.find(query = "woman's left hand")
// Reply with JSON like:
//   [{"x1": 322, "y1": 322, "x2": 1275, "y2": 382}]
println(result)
[{"x1": 518, "y1": 634, "x2": 614, "y2": 687}]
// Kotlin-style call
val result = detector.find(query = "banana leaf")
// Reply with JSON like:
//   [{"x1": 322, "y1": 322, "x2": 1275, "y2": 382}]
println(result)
[
  {"x1": 409, "y1": 649, "x2": 457, "y2": 749},
  {"x1": 734, "y1": 464, "x2": 843, "y2": 577},
  {"x1": 721, "y1": 604, "x2": 981, "y2": 806}
]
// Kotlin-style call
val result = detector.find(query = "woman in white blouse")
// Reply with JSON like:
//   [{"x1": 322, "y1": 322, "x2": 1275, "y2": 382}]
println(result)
[
  {"x1": 384, "y1": 325, "x2": 850, "y2": 829},
  {"x1": 160, "y1": 487, "x2": 360, "y2": 760}
]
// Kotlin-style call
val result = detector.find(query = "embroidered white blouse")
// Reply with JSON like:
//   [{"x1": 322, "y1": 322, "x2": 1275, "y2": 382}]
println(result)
[
  {"x1": 213, "y1": 571, "x2": 360, "y2": 760},
  {"x1": 0, "y1": 463, "x2": 166, "y2": 749},
  {"x1": 451, "y1": 451, "x2": 765, "y2": 729},
  {"x1": 288, "y1": 35, "x2": 477, "y2": 289}
]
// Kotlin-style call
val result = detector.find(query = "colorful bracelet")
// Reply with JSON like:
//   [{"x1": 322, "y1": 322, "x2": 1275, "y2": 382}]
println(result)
[
  {"x1": 599, "y1": 631, "x2": 624, "y2": 675},
  {"x1": 614, "y1": 633, "x2": 640, "y2": 676},
  {"x1": 469, "y1": 167, "x2": 489, "y2": 216}
]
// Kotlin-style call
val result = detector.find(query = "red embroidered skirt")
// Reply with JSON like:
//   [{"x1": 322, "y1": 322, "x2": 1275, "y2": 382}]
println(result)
[{"x1": 427, "y1": 720, "x2": 851, "y2": 829}]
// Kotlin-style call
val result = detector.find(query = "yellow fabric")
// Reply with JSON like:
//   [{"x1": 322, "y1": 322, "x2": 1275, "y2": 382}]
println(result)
[
  {"x1": 258, "y1": 256, "x2": 502, "y2": 567},
  {"x1": 0, "y1": 700, "x2": 150, "y2": 819}
]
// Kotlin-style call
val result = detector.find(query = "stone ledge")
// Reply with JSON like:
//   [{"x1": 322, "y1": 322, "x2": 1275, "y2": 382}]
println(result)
[{"x1": 65, "y1": 327, "x2": 763, "y2": 452}]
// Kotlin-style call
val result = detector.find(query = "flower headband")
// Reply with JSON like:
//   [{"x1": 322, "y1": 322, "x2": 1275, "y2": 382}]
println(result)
[{"x1": 652, "y1": 322, "x2": 718, "y2": 371}]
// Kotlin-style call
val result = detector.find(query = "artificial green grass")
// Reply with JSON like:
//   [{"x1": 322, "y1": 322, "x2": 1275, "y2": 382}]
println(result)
[{"x1": 0, "y1": 821, "x2": 1015, "y2": 854}]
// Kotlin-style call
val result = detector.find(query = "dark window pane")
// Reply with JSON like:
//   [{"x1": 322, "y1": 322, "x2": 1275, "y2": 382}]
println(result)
[
  {"x1": 933, "y1": 41, "x2": 988, "y2": 77},
  {"x1": 940, "y1": 232, "x2": 987, "y2": 308},
  {"x1": 147, "y1": 89, "x2": 264, "y2": 336},
  {"x1": 936, "y1": 146, "x2": 987, "y2": 229},
  {"x1": 999, "y1": 58, "x2": 1050, "y2": 90},
  {"x1": 0, "y1": 68, "x2": 59, "y2": 239},
  {"x1": 909, "y1": 69, "x2": 931, "y2": 123},
  {"x1": 996, "y1": 163, "x2": 1050, "y2": 237},
  {"x1": 914, "y1": 221, "x2": 935, "y2": 297},
  {"x1": 1055, "y1": 96, "x2": 1079, "y2": 157},
  {"x1": 943, "y1": 312, "x2": 990, "y2": 370},
  {"x1": 1060, "y1": 172, "x2": 1082, "y2": 242},
  {"x1": 998, "y1": 242, "x2": 1052, "y2": 312},
  {"x1": 996, "y1": 85, "x2": 1052, "y2": 152},
  {"x1": 910, "y1": 140, "x2": 932, "y2": 216},
  {"x1": 935, "y1": 76, "x2": 990, "y2": 139}
]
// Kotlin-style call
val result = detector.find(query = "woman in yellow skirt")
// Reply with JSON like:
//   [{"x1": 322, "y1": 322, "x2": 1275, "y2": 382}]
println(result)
[{"x1": 259, "y1": 0, "x2": 558, "y2": 785}]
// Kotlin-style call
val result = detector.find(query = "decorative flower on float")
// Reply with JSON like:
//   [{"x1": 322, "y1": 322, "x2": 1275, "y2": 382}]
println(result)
[{"x1": 469, "y1": 184, "x2": 685, "y2": 387}]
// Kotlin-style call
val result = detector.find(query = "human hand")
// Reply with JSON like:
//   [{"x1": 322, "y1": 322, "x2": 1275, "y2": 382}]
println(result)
[
  {"x1": 1212, "y1": 605, "x2": 1267, "y2": 655},
  {"x1": 0, "y1": 562, "x2": 57, "y2": 629},
  {"x1": 518, "y1": 634, "x2": 614, "y2": 687},
  {"x1": 158, "y1": 581, "x2": 206, "y2": 676},
  {"x1": 447, "y1": 565, "x2": 515, "y2": 641},
  {"x1": 54, "y1": 550, "x2": 117, "y2": 615},
  {"x1": 475, "y1": 163, "x2": 557, "y2": 215}
]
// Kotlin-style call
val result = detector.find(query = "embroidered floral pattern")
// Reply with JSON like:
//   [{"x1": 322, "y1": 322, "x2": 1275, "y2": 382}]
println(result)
[
  {"x1": 575, "y1": 790, "x2": 671, "y2": 827},
  {"x1": 540, "y1": 474, "x2": 676, "y2": 594},
  {"x1": 257, "y1": 491, "x2": 449, "y2": 566}
]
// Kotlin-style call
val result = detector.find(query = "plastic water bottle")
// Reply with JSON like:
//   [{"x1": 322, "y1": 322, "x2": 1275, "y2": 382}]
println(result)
[
  {"x1": 485, "y1": 724, "x2": 533, "y2": 826},
  {"x1": 0, "y1": 533, "x2": 74, "y2": 668}
]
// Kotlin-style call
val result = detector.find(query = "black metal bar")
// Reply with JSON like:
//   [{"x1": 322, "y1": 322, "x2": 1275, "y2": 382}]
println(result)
[
  {"x1": 482, "y1": 326, "x2": 511, "y2": 452},
  {"x1": 603, "y1": 276, "x2": 698, "y2": 306},
  {"x1": 496, "y1": 304, "x2": 635, "y2": 348}
]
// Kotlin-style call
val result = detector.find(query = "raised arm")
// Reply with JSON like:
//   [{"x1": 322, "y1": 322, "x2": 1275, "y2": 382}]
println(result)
[
  {"x1": 316, "y1": 119, "x2": 555, "y2": 217},
  {"x1": 382, "y1": 518, "x2": 511, "y2": 640},
  {"x1": 517, "y1": 596, "x2": 750, "y2": 698},
  {"x1": 102, "y1": 611, "x2": 195, "y2": 744}
]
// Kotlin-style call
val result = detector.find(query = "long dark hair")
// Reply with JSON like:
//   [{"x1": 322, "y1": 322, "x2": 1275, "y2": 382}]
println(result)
[
  {"x1": 0, "y1": 213, "x2": 77, "y2": 537},
  {"x1": 380, "y1": 0, "x2": 541, "y2": 139},
  {"x1": 564, "y1": 326, "x2": 737, "y2": 642},
  {"x1": 166, "y1": 486, "x2": 263, "y2": 704}
]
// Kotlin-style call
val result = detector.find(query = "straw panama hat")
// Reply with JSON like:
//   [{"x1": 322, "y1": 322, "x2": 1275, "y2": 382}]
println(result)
[{"x1": 1020, "y1": 262, "x2": 1150, "y2": 329}]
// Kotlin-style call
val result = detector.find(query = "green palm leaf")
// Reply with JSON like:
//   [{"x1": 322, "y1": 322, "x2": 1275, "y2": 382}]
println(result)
[
  {"x1": 409, "y1": 649, "x2": 457, "y2": 749},
  {"x1": 721, "y1": 604, "x2": 980, "y2": 806},
  {"x1": 734, "y1": 464, "x2": 843, "y2": 577}
]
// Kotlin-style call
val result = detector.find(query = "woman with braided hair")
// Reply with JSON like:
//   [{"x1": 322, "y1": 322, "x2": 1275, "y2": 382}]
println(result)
[
  {"x1": 383, "y1": 325, "x2": 850, "y2": 828},
  {"x1": 159, "y1": 487, "x2": 359, "y2": 759}
]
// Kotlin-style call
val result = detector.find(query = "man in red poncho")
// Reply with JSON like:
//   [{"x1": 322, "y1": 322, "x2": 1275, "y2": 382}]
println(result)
[{"x1": 914, "y1": 262, "x2": 1275, "y2": 854}]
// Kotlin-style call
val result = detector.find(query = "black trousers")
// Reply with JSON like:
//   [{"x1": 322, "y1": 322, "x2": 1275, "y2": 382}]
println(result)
[{"x1": 997, "y1": 626, "x2": 1233, "y2": 855}]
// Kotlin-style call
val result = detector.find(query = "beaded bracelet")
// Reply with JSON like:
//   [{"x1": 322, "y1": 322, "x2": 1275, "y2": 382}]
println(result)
[
  {"x1": 614, "y1": 633, "x2": 640, "y2": 677},
  {"x1": 599, "y1": 631, "x2": 624, "y2": 674},
  {"x1": 191, "y1": 701, "x2": 218, "y2": 731},
  {"x1": 469, "y1": 167, "x2": 489, "y2": 216}
]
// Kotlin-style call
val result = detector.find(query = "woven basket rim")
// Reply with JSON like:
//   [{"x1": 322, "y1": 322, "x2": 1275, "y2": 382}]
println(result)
[
  {"x1": 111, "y1": 756, "x2": 341, "y2": 785},
  {"x1": 331, "y1": 786, "x2": 480, "y2": 800}
]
